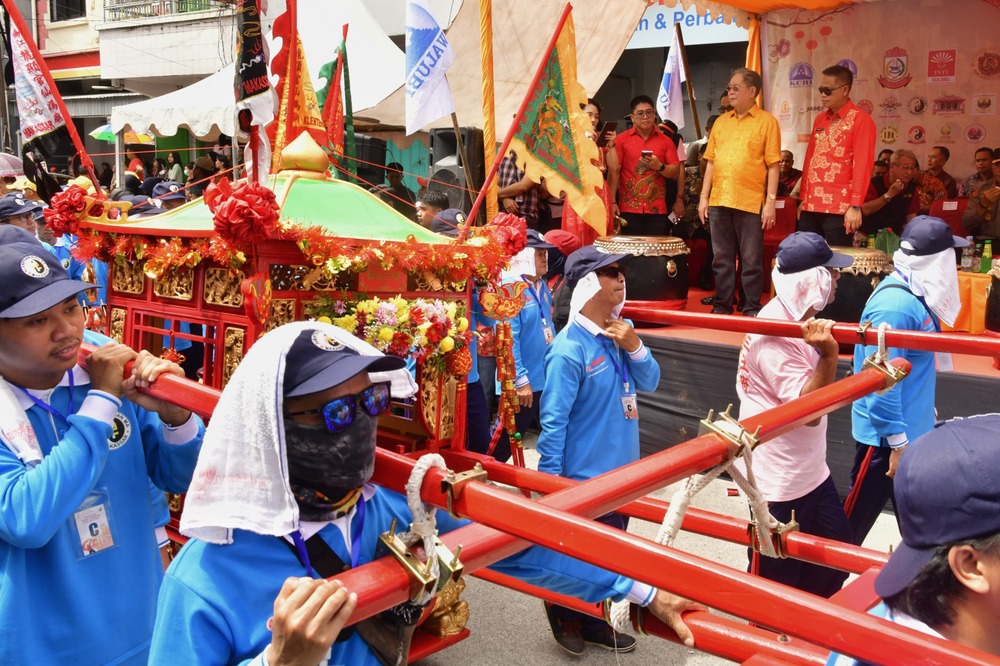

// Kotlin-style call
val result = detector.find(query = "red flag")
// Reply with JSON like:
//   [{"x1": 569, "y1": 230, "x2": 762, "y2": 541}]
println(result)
[
  {"x1": 320, "y1": 30, "x2": 346, "y2": 167},
  {"x1": 267, "y1": 1, "x2": 327, "y2": 171},
  {"x1": 3, "y1": 0, "x2": 102, "y2": 202}
]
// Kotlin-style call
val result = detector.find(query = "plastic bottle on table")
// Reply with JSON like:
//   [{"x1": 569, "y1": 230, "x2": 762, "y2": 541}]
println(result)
[
  {"x1": 982, "y1": 240, "x2": 993, "y2": 274},
  {"x1": 972, "y1": 243, "x2": 983, "y2": 273}
]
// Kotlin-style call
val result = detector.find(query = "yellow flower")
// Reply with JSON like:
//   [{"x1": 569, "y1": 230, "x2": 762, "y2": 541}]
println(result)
[
  {"x1": 378, "y1": 327, "x2": 394, "y2": 342},
  {"x1": 439, "y1": 336, "x2": 455, "y2": 352},
  {"x1": 316, "y1": 316, "x2": 332, "y2": 325},
  {"x1": 333, "y1": 315, "x2": 357, "y2": 332},
  {"x1": 417, "y1": 322, "x2": 432, "y2": 334},
  {"x1": 456, "y1": 316, "x2": 469, "y2": 332}
]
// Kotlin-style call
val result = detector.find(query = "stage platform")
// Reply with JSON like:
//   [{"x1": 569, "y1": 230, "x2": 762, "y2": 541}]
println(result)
[{"x1": 635, "y1": 288, "x2": 1000, "y2": 496}]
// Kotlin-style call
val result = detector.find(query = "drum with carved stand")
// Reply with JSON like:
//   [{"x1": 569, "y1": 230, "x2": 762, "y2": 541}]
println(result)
[
  {"x1": 593, "y1": 236, "x2": 690, "y2": 304},
  {"x1": 816, "y1": 247, "x2": 894, "y2": 324}
]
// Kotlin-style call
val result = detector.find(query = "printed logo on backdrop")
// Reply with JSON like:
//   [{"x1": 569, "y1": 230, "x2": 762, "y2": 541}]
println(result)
[
  {"x1": 907, "y1": 126, "x2": 926, "y2": 145},
  {"x1": 857, "y1": 99, "x2": 875, "y2": 116},
  {"x1": 907, "y1": 96, "x2": 927, "y2": 115},
  {"x1": 789, "y1": 62, "x2": 814, "y2": 88},
  {"x1": 836, "y1": 59, "x2": 860, "y2": 82},
  {"x1": 878, "y1": 47, "x2": 912, "y2": 89},
  {"x1": 972, "y1": 50, "x2": 1000, "y2": 79},
  {"x1": 937, "y1": 123, "x2": 957, "y2": 144},
  {"x1": 927, "y1": 50, "x2": 957, "y2": 84},
  {"x1": 933, "y1": 95, "x2": 966, "y2": 115},
  {"x1": 777, "y1": 98, "x2": 794, "y2": 129},
  {"x1": 879, "y1": 126, "x2": 899, "y2": 145},
  {"x1": 879, "y1": 96, "x2": 901, "y2": 117},
  {"x1": 964, "y1": 124, "x2": 986, "y2": 144},
  {"x1": 972, "y1": 94, "x2": 996, "y2": 115}
]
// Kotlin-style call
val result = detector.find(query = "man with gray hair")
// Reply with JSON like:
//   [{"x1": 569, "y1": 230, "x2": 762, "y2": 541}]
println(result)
[
  {"x1": 859, "y1": 148, "x2": 921, "y2": 240},
  {"x1": 698, "y1": 67, "x2": 782, "y2": 317}
]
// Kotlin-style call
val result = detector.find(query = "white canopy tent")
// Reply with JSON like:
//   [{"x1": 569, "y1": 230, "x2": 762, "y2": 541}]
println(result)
[{"x1": 111, "y1": 0, "x2": 405, "y2": 140}]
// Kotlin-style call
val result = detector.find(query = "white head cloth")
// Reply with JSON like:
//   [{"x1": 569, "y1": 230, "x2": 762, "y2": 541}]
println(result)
[
  {"x1": 180, "y1": 321, "x2": 417, "y2": 545},
  {"x1": 892, "y1": 247, "x2": 961, "y2": 327},
  {"x1": 568, "y1": 271, "x2": 626, "y2": 323},
  {"x1": 771, "y1": 263, "x2": 835, "y2": 321}
]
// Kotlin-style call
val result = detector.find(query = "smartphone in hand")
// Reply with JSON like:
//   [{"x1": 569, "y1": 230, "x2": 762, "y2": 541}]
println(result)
[{"x1": 596, "y1": 121, "x2": 618, "y2": 147}]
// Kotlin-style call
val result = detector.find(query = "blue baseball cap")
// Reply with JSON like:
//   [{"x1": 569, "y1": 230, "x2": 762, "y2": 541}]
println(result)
[
  {"x1": 899, "y1": 215, "x2": 969, "y2": 256},
  {"x1": 564, "y1": 245, "x2": 630, "y2": 285},
  {"x1": 874, "y1": 414, "x2": 1000, "y2": 599},
  {"x1": 525, "y1": 228, "x2": 555, "y2": 250},
  {"x1": 0, "y1": 238, "x2": 92, "y2": 318},
  {"x1": 431, "y1": 208, "x2": 466, "y2": 236},
  {"x1": 283, "y1": 329, "x2": 406, "y2": 397},
  {"x1": 0, "y1": 192, "x2": 42, "y2": 221},
  {"x1": 776, "y1": 232, "x2": 854, "y2": 274},
  {"x1": 152, "y1": 180, "x2": 186, "y2": 202}
]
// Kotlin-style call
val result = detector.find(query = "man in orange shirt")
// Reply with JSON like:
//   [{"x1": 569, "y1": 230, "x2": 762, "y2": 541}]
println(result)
[
  {"x1": 698, "y1": 68, "x2": 781, "y2": 317},
  {"x1": 798, "y1": 64, "x2": 876, "y2": 246}
]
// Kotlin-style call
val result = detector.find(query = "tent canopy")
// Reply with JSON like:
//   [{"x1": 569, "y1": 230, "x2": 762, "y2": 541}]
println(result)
[{"x1": 111, "y1": 0, "x2": 404, "y2": 140}]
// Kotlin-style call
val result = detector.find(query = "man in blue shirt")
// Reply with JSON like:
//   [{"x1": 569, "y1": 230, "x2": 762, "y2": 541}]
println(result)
[
  {"x1": 537, "y1": 245, "x2": 662, "y2": 654},
  {"x1": 0, "y1": 226, "x2": 204, "y2": 665},
  {"x1": 846, "y1": 216, "x2": 968, "y2": 545},
  {"x1": 150, "y1": 322, "x2": 703, "y2": 666}
]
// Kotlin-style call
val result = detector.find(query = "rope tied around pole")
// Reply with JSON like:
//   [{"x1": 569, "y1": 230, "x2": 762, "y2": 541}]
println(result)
[
  {"x1": 875, "y1": 322, "x2": 892, "y2": 363},
  {"x1": 608, "y1": 421, "x2": 781, "y2": 633},
  {"x1": 398, "y1": 453, "x2": 447, "y2": 605}
]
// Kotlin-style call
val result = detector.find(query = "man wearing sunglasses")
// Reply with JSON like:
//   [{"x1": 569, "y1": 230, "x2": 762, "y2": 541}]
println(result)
[
  {"x1": 151, "y1": 322, "x2": 704, "y2": 665},
  {"x1": 699, "y1": 67, "x2": 782, "y2": 317},
  {"x1": 537, "y1": 246, "x2": 663, "y2": 654},
  {"x1": 609, "y1": 94, "x2": 681, "y2": 235},
  {"x1": 798, "y1": 64, "x2": 876, "y2": 247}
]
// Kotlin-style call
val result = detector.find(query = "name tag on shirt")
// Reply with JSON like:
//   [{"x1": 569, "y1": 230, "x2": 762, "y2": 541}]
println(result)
[
  {"x1": 73, "y1": 488, "x2": 116, "y2": 558},
  {"x1": 622, "y1": 395, "x2": 639, "y2": 420},
  {"x1": 542, "y1": 325, "x2": 554, "y2": 344}
]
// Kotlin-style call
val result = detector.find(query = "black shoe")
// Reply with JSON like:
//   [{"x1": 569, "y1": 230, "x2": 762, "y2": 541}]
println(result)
[
  {"x1": 711, "y1": 307, "x2": 732, "y2": 315},
  {"x1": 544, "y1": 603, "x2": 585, "y2": 656},
  {"x1": 582, "y1": 625, "x2": 637, "y2": 653},
  {"x1": 742, "y1": 310, "x2": 760, "y2": 318},
  {"x1": 700, "y1": 295, "x2": 715, "y2": 305}
]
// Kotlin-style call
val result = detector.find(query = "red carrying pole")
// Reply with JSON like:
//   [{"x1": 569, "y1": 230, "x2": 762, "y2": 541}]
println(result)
[
  {"x1": 621, "y1": 302, "x2": 1000, "y2": 358},
  {"x1": 77, "y1": 343, "x2": 219, "y2": 418},
  {"x1": 352, "y1": 370, "x2": 994, "y2": 664},
  {"x1": 457, "y1": 2, "x2": 573, "y2": 238},
  {"x1": 437, "y1": 449, "x2": 889, "y2": 576}
]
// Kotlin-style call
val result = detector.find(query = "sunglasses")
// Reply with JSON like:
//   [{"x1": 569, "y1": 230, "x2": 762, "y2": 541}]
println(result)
[
  {"x1": 632, "y1": 110, "x2": 655, "y2": 118},
  {"x1": 285, "y1": 382, "x2": 391, "y2": 432},
  {"x1": 594, "y1": 265, "x2": 627, "y2": 279},
  {"x1": 817, "y1": 84, "x2": 847, "y2": 96}
]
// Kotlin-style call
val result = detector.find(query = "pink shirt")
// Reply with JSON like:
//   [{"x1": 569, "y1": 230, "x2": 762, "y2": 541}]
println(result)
[{"x1": 734, "y1": 298, "x2": 831, "y2": 502}]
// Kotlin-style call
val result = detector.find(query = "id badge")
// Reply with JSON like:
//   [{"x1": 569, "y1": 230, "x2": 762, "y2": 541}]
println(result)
[
  {"x1": 72, "y1": 488, "x2": 116, "y2": 559},
  {"x1": 621, "y1": 395, "x2": 638, "y2": 420},
  {"x1": 542, "y1": 326, "x2": 554, "y2": 344}
]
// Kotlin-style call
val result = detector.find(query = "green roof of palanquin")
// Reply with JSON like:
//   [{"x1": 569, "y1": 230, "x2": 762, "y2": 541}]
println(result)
[{"x1": 81, "y1": 172, "x2": 451, "y2": 244}]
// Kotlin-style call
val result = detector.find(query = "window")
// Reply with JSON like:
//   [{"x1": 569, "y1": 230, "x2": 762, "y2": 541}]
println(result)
[{"x1": 51, "y1": 0, "x2": 85, "y2": 22}]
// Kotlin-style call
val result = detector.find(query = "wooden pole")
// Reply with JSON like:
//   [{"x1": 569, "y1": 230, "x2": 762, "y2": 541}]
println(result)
[{"x1": 449, "y1": 109, "x2": 476, "y2": 207}]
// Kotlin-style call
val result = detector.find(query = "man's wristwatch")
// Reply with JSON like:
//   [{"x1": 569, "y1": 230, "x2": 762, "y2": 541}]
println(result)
[
  {"x1": 766, "y1": 193, "x2": 776, "y2": 201},
  {"x1": 657, "y1": 163, "x2": 666, "y2": 173},
  {"x1": 883, "y1": 193, "x2": 893, "y2": 201}
]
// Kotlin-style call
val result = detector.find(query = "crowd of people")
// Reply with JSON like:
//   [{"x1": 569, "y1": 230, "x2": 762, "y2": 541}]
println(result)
[{"x1": 2, "y1": 62, "x2": 999, "y2": 665}]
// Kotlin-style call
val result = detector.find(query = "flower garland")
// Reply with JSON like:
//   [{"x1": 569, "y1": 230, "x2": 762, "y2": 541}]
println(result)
[{"x1": 309, "y1": 294, "x2": 472, "y2": 377}]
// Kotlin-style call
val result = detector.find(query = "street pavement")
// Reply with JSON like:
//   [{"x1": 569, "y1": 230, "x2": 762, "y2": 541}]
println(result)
[{"x1": 415, "y1": 437, "x2": 901, "y2": 665}]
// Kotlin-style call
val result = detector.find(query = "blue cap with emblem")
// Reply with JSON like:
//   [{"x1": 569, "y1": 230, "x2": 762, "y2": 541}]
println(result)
[
  {"x1": 283, "y1": 329, "x2": 406, "y2": 397},
  {"x1": 564, "y1": 245, "x2": 630, "y2": 286},
  {"x1": 0, "y1": 192, "x2": 42, "y2": 222},
  {"x1": 0, "y1": 234, "x2": 92, "y2": 318}
]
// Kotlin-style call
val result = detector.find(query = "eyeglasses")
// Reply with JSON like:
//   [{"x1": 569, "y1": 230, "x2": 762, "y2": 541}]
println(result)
[
  {"x1": 817, "y1": 84, "x2": 848, "y2": 96},
  {"x1": 285, "y1": 382, "x2": 391, "y2": 433},
  {"x1": 725, "y1": 84, "x2": 742, "y2": 93},
  {"x1": 632, "y1": 110, "x2": 655, "y2": 118},
  {"x1": 594, "y1": 265, "x2": 627, "y2": 279}
]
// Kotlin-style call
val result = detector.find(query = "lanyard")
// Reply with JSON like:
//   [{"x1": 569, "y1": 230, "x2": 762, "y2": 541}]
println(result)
[
  {"x1": 521, "y1": 276, "x2": 551, "y2": 326},
  {"x1": 16, "y1": 371, "x2": 75, "y2": 425},
  {"x1": 600, "y1": 337, "x2": 632, "y2": 394},
  {"x1": 890, "y1": 270, "x2": 942, "y2": 333},
  {"x1": 290, "y1": 495, "x2": 366, "y2": 578}
]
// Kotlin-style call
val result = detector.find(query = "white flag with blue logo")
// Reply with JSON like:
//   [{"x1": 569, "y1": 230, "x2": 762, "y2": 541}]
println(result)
[
  {"x1": 405, "y1": 0, "x2": 455, "y2": 135},
  {"x1": 656, "y1": 28, "x2": 686, "y2": 130}
]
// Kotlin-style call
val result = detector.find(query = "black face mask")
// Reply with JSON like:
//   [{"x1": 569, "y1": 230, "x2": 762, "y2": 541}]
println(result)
[{"x1": 284, "y1": 411, "x2": 377, "y2": 522}]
